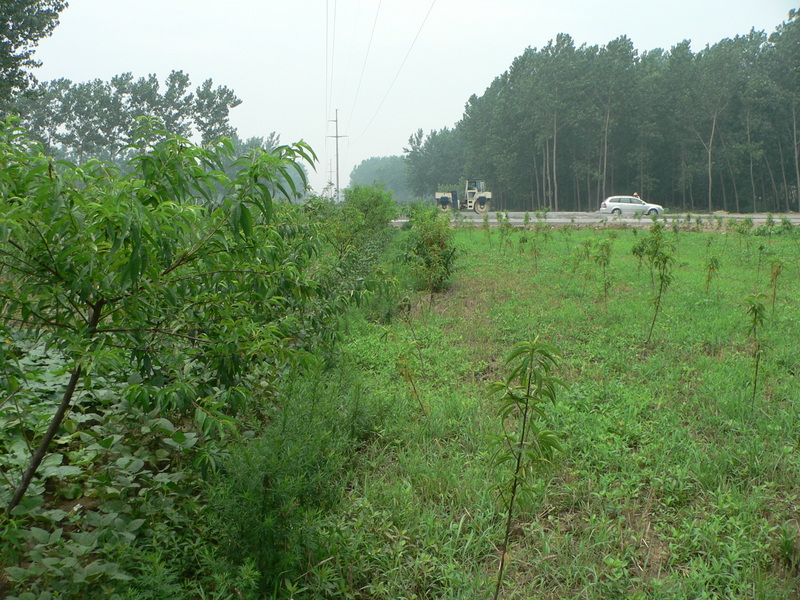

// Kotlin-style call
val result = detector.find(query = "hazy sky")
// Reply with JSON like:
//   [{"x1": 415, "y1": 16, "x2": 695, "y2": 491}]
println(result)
[{"x1": 32, "y1": 1, "x2": 795, "y2": 193}]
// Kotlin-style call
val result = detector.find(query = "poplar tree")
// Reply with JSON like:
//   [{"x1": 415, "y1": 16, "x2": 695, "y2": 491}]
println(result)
[{"x1": 0, "y1": 0, "x2": 67, "y2": 105}]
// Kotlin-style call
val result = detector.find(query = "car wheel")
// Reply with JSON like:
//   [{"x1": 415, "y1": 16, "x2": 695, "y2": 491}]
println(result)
[
  {"x1": 612, "y1": 208, "x2": 621, "y2": 216},
  {"x1": 647, "y1": 208, "x2": 658, "y2": 215},
  {"x1": 439, "y1": 200, "x2": 450, "y2": 213}
]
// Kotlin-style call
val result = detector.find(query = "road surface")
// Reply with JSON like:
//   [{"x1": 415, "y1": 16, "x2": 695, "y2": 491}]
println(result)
[{"x1": 393, "y1": 211, "x2": 800, "y2": 228}]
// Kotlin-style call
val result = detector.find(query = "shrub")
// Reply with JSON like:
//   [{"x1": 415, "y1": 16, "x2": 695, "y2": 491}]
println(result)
[
  {"x1": 342, "y1": 184, "x2": 397, "y2": 233},
  {"x1": 403, "y1": 204, "x2": 457, "y2": 294}
]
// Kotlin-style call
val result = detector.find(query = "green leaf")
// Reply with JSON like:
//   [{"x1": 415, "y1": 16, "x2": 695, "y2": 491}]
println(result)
[
  {"x1": 127, "y1": 518, "x2": 146, "y2": 532},
  {"x1": 4, "y1": 566, "x2": 29, "y2": 581},
  {"x1": 29, "y1": 527, "x2": 51, "y2": 544},
  {"x1": 83, "y1": 559, "x2": 108, "y2": 577}
]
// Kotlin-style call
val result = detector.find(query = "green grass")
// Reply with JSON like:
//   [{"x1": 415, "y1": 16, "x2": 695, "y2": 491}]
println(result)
[
  {"x1": 5, "y1": 220, "x2": 797, "y2": 598},
  {"x1": 288, "y1": 224, "x2": 800, "y2": 599}
]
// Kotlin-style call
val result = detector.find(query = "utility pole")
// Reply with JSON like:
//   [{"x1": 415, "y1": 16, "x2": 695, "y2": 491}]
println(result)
[
  {"x1": 327, "y1": 160, "x2": 335, "y2": 199},
  {"x1": 327, "y1": 109, "x2": 347, "y2": 202}
]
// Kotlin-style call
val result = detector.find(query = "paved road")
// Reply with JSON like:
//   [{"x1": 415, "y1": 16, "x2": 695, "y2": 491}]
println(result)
[{"x1": 394, "y1": 211, "x2": 800, "y2": 228}]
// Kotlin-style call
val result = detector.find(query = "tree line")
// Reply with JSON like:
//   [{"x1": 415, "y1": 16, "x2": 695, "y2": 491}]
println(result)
[
  {"x1": 0, "y1": 3, "x2": 293, "y2": 184},
  {"x1": 405, "y1": 10, "x2": 800, "y2": 214},
  {"x1": 9, "y1": 71, "x2": 242, "y2": 162}
]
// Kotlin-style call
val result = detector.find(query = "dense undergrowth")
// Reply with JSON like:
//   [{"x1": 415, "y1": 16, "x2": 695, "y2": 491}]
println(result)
[
  {"x1": 183, "y1": 214, "x2": 800, "y2": 599},
  {"x1": 3, "y1": 126, "x2": 800, "y2": 599},
  {"x1": 0, "y1": 119, "x2": 399, "y2": 599},
  {"x1": 274, "y1": 216, "x2": 800, "y2": 599}
]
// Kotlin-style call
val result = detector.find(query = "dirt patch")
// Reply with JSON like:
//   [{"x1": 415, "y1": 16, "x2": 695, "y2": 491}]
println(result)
[
  {"x1": 56, "y1": 494, "x2": 103, "y2": 514},
  {"x1": 625, "y1": 503, "x2": 670, "y2": 581}
]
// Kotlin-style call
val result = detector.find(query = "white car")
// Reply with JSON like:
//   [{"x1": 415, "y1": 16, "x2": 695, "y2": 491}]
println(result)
[{"x1": 600, "y1": 195, "x2": 663, "y2": 216}]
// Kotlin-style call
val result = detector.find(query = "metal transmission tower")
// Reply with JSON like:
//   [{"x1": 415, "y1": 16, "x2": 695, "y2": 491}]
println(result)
[{"x1": 327, "y1": 109, "x2": 347, "y2": 202}]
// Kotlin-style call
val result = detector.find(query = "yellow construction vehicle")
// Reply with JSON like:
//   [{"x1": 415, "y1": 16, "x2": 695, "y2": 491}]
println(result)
[{"x1": 435, "y1": 179, "x2": 491, "y2": 214}]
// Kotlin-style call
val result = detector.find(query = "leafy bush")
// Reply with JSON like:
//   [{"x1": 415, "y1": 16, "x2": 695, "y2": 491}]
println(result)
[
  {"x1": 204, "y1": 369, "x2": 374, "y2": 595},
  {"x1": 320, "y1": 184, "x2": 397, "y2": 259},
  {"x1": 402, "y1": 204, "x2": 457, "y2": 294},
  {"x1": 342, "y1": 184, "x2": 397, "y2": 232},
  {"x1": 0, "y1": 118, "x2": 370, "y2": 597}
]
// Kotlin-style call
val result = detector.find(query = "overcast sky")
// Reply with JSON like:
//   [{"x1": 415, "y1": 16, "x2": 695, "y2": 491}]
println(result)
[{"x1": 32, "y1": 1, "x2": 795, "y2": 194}]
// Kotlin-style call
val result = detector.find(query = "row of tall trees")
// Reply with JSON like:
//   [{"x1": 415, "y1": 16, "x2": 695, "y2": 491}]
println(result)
[
  {"x1": 405, "y1": 10, "x2": 800, "y2": 213},
  {"x1": 10, "y1": 71, "x2": 242, "y2": 162},
  {"x1": 5, "y1": 70, "x2": 309, "y2": 195}
]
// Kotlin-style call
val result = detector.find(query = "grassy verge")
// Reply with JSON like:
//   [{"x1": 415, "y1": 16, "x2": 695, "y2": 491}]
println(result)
[{"x1": 288, "y1": 223, "x2": 800, "y2": 599}]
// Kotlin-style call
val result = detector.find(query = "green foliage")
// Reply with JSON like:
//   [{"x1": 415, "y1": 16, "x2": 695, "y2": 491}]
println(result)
[
  {"x1": 496, "y1": 211, "x2": 516, "y2": 254},
  {"x1": 737, "y1": 216, "x2": 755, "y2": 249},
  {"x1": 745, "y1": 292, "x2": 767, "y2": 408},
  {"x1": 403, "y1": 13, "x2": 800, "y2": 213},
  {"x1": 342, "y1": 183, "x2": 397, "y2": 232},
  {"x1": 593, "y1": 237, "x2": 614, "y2": 299},
  {"x1": 0, "y1": 117, "x2": 319, "y2": 414},
  {"x1": 5, "y1": 101, "x2": 800, "y2": 600},
  {"x1": 570, "y1": 237, "x2": 614, "y2": 298},
  {"x1": 779, "y1": 216, "x2": 797, "y2": 234},
  {"x1": 12, "y1": 72, "x2": 243, "y2": 161},
  {"x1": 316, "y1": 226, "x2": 800, "y2": 599},
  {"x1": 488, "y1": 339, "x2": 565, "y2": 600},
  {"x1": 0, "y1": 0, "x2": 66, "y2": 104},
  {"x1": 402, "y1": 204, "x2": 457, "y2": 294},
  {"x1": 534, "y1": 210, "x2": 551, "y2": 238},
  {"x1": 705, "y1": 255, "x2": 721, "y2": 292},
  {"x1": 206, "y1": 372, "x2": 360, "y2": 594},
  {"x1": 754, "y1": 215, "x2": 797, "y2": 237},
  {"x1": 559, "y1": 223, "x2": 574, "y2": 251},
  {"x1": 0, "y1": 391, "x2": 212, "y2": 598},
  {"x1": 769, "y1": 260, "x2": 783, "y2": 314},
  {"x1": 193, "y1": 78, "x2": 242, "y2": 145},
  {"x1": 632, "y1": 223, "x2": 676, "y2": 343},
  {"x1": 322, "y1": 184, "x2": 397, "y2": 261},
  {"x1": 570, "y1": 238, "x2": 594, "y2": 278},
  {"x1": 632, "y1": 222, "x2": 672, "y2": 283},
  {"x1": 647, "y1": 248, "x2": 676, "y2": 344},
  {"x1": 403, "y1": 126, "x2": 465, "y2": 198},
  {"x1": 0, "y1": 118, "x2": 378, "y2": 596}
]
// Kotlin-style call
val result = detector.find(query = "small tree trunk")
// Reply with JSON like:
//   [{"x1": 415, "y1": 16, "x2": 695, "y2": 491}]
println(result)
[
  {"x1": 751, "y1": 342, "x2": 761, "y2": 409},
  {"x1": 602, "y1": 108, "x2": 611, "y2": 200},
  {"x1": 7, "y1": 366, "x2": 82, "y2": 514},
  {"x1": 552, "y1": 111, "x2": 559, "y2": 211},
  {"x1": 706, "y1": 112, "x2": 717, "y2": 213},
  {"x1": 793, "y1": 103, "x2": 800, "y2": 213},
  {"x1": 544, "y1": 140, "x2": 551, "y2": 210},
  {"x1": 779, "y1": 140, "x2": 791, "y2": 212},
  {"x1": 747, "y1": 110, "x2": 757, "y2": 208},
  {"x1": 6, "y1": 301, "x2": 104, "y2": 514}
]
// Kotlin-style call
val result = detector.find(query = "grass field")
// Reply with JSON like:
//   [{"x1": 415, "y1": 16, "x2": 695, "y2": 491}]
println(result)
[{"x1": 295, "y1": 220, "x2": 800, "y2": 599}]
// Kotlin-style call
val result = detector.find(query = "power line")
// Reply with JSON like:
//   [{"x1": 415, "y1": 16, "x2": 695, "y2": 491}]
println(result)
[
  {"x1": 327, "y1": 0, "x2": 339, "y2": 122},
  {"x1": 325, "y1": 0, "x2": 329, "y2": 124},
  {"x1": 346, "y1": 0, "x2": 382, "y2": 132},
  {"x1": 352, "y1": 0, "x2": 438, "y2": 145}
]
